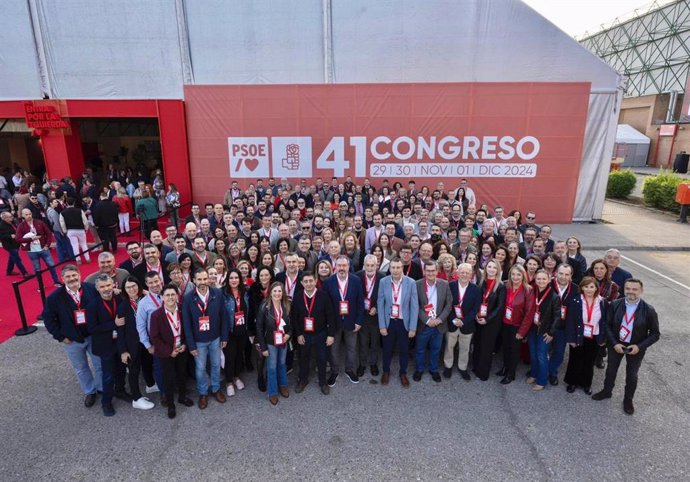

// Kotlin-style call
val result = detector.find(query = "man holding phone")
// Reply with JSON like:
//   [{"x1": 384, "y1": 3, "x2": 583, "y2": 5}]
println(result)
[{"x1": 592, "y1": 279, "x2": 660, "y2": 415}]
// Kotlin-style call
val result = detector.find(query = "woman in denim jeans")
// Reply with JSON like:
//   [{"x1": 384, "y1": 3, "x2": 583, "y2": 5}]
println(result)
[
  {"x1": 527, "y1": 270, "x2": 561, "y2": 391},
  {"x1": 255, "y1": 282, "x2": 293, "y2": 405}
]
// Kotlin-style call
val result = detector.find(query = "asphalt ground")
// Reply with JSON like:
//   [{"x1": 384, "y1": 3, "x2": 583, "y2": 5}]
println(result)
[{"x1": 0, "y1": 247, "x2": 688, "y2": 481}]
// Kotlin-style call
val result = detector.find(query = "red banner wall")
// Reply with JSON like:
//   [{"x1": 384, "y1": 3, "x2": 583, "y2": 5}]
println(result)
[{"x1": 184, "y1": 83, "x2": 590, "y2": 223}]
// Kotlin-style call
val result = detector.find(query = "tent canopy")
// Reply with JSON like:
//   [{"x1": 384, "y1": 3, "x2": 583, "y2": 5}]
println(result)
[{"x1": 616, "y1": 124, "x2": 651, "y2": 144}]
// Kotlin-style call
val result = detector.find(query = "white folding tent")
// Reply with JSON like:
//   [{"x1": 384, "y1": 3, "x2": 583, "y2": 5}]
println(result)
[{"x1": 0, "y1": 0, "x2": 623, "y2": 220}]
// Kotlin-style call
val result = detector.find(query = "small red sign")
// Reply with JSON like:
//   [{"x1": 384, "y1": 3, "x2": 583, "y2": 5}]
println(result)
[
  {"x1": 24, "y1": 101, "x2": 70, "y2": 129},
  {"x1": 659, "y1": 124, "x2": 677, "y2": 137}
]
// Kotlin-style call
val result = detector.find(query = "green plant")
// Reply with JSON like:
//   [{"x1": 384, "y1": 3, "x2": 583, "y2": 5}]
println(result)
[
  {"x1": 642, "y1": 169, "x2": 685, "y2": 212},
  {"x1": 606, "y1": 169, "x2": 637, "y2": 199}
]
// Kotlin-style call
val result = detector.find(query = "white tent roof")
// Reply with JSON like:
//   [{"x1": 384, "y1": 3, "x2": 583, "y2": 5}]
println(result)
[
  {"x1": 616, "y1": 124, "x2": 651, "y2": 144},
  {"x1": 0, "y1": 0, "x2": 619, "y2": 99}
]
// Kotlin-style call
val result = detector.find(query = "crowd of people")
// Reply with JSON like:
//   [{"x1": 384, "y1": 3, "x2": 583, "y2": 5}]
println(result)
[{"x1": 2, "y1": 170, "x2": 660, "y2": 419}]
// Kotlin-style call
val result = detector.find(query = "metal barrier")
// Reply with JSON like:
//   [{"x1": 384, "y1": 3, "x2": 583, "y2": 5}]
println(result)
[{"x1": 11, "y1": 201, "x2": 192, "y2": 337}]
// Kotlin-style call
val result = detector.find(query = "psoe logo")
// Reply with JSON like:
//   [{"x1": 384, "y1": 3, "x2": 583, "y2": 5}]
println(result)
[
  {"x1": 228, "y1": 137, "x2": 270, "y2": 178},
  {"x1": 271, "y1": 137, "x2": 312, "y2": 179}
]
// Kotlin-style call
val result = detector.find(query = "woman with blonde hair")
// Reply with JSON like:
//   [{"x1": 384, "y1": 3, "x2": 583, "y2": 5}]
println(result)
[
  {"x1": 437, "y1": 253, "x2": 458, "y2": 282},
  {"x1": 472, "y1": 259, "x2": 506, "y2": 381},
  {"x1": 497, "y1": 264, "x2": 535, "y2": 384}
]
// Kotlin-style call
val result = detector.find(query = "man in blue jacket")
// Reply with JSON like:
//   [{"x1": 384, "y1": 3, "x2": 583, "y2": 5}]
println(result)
[
  {"x1": 323, "y1": 256, "x2": 364, "y2": 386},
  {"x1": 377, "y1": 257, "x2": 419, "y2": 387},
  {"x1": 43, "y1": 264, "x2": 102, "y2": 408},
  {"x1": 182, "y1": 268, "x2": 228, "y2": 409}
]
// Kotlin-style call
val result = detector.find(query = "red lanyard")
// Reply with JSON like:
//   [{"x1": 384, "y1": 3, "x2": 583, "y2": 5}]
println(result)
[
  {"x1": 338, "y1": 277, "x2": 348, "y2": 301},
  {"x1": 129, "y1": 299, "x2": 138, "y2": 312},
  {"x1": 584, "y1": 296, "x2": 595, "y2": 323},
  {"x1": 102, "y1": 299, "x2": 116, "y2": 318},
  {"x1": 405, "y1": 263, "x2": 412, "y2": 276},
  {"x1": 303, "y1": 292, "x2": 316, "y2": 317},
  {"x1": 165, "y1": 309, "x2": 180, "y2": 333},
  {"x1": 507, "y1": 285, "x2": 522, "y2": 308},
  {"x1": 231, "y1": 289, "x2": 242, "y2": 310},
  {"x1": 195, "y1": 252, "x2": 207, "y2": 266},
  {"x1": 425, "y1": 281, "x2": 436, "y2": 300},
  {"x1": 365, "y1": 273, "x2": 376, "y2": 299},
  {"x1": 456, "y1": 283, "x2": 468, "y2": 305},
  {"x1": 623, "y1": 307, "x2": 636, "y2": 328},
  {"x1": 482, "y1": 279, "x2": 495, "y2": 303},
  {"x1": 285, "y1": 274, "x2": 297, "y2": 296},
  {"x1": 535, "y1": 287, "x2": 552, "y2": 307},
  {"x1": 392, "y1": 279, "x2": 402, "y2": 304},
  {"x1": 147, "y1": 262, "x2": 162, "y2": 277},
  {"x1": 196, "y1": 292, "x2": 208, "y2": 315},
  {"x1": 148, "y1": 292, "x2": 161, "y2": 308},
  {"x1": 556, "y1": 282, "x2": 571, "y2": 302},
  {"x1": 69, "y1": 288, "x2": 84, "y2": 309},
  {"x1": 273, "y1": 303, "x2": 283, "y2": 328}
]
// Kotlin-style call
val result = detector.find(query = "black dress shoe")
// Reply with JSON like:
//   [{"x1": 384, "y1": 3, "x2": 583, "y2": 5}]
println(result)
[
  {"x1": 583, "y1": 387, "x2": 592, "y2": 395},
  {"x1": 443, "y1": 367, "x2": 452, "y2": 379},
  {"x1": 495, "y1": 368, "x2": 506, "y2": 377},
  {"x1": 102, "y1": 403, "x2": 115, "y2": 417},
  {"x1": 258, "y1": 376, "x2": 267, "y2": 392},
  {"x1": 370, "y1": 365, "x2": 379, "y2": 377},
  {"x1": 431, "y1": 372, "x2": 442, "y2": 383},
  {"x1": 500, "y1": 376, "x2": 513, "y2": 385},
  {"x1": 566, "y1": 384, "x2": 576, "y2": 393},
  {"x1": 459, "y1": 370, "x2": 471, "y2": 381},
  {"x1": 84, "y1": 392, "x2": 97, "y2": 408},
  {"x1": 412, "y1": 371, "x2": 422, "y2": 382},
  {"x1": 178, "y1": 397, "x2": 194, "y2": 407},
  {"x1": 623, "y1": 398, "x2": 635, "y2": 415},
  {"x1": 356, "y1": 365, "x2": 366, "y2": 378},
  {"x1": 114, "y1": 391, "x2": 134, "y2": 403},
  {"x1": 167, "y1": 405, "x2": 176, "y2": 419},
  {"x1": 592, "y1": 390, "x2": 612, "y2": 401},
  {"x1": 549, "y1": 376, "x2": 559, "y2": 386}
]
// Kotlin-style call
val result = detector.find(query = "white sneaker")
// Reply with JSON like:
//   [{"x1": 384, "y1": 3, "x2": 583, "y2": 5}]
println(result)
[
  {"x1": 234, "y1": 378, "x2": 245, "y2": 391},
  {"x1": 145, "y1": 384, "x2": 160, "y2": 394},
  {"x1": 132, "y1": 397, "x2": 155, "y2": 410},
  {"x1": 226, "y1": 384, "x2": 236, "y2": 397}
]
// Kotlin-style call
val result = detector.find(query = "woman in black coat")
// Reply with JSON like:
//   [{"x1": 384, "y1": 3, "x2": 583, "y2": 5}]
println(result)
[
  {"x1": 472, "y1": 259, "x2": 506, "y2": 381},
  {"x1": 116, "y1": 276, "x2": 155, "y2": 409},
  {"x1": 526, "y1": 269, "x2": 561, "y2": 391},
  {"x1": 247, "y1": 266, "x2": 275, "y2": 392},
  {"x1": 564, "y1": 276, "x2": 608, "y2": 394}
]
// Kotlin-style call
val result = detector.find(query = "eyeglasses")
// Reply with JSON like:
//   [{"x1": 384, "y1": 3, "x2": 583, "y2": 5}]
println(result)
[{"x1": 527, "y1": 216, "x2": 535, "y2": 220}]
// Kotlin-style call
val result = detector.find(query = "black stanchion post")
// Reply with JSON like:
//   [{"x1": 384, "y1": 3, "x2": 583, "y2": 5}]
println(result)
[
  {"x1": 679, "y1": 205, "x2": 688, "y2": 224},
  {"x1": 13, "y1": 282, "x2": 37, "y2": 336},
  {"x1": 36, "y1": 271, "x2": 47, "y2": 304}
]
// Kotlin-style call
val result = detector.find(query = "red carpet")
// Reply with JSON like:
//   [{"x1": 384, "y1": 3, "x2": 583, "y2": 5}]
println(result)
[{"x1": 0, "y1": 243, "x2": 133, "y2": 344}]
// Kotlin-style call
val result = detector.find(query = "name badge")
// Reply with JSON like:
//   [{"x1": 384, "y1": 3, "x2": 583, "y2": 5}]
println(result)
[
  {"x1": 391, "y1": 303, "x2": 400, "y2": 319},
  {"x1": 533, "y1": 312, "x2": 541, "y2": 325},
  {"x1": 364, "y1": 298, "x2": 371, "y2": 311},
  {"x1": 74, "y1": 310, "x2": 87, "y2": 326},
  {"x1": 583, "y1": 323, "x2": 594, "y2": 339},
  {"x1": 560, "y1": 305, "x2": 567, "y2": 319},
  {"x1": 304, "y1": 317, "x2": 314, "y2": 333},
  {"x1": 479, "y1": 303, "x2": 488, "y2": 317},
  {"x1": 175, "y1": 337, "x2": 182, "y2": 348},
  {"x1": 339, "y1": 300, "x2": 349, "y2": 315},
  {"x1": 454, "y1": 304, "x2": 463, "y2": 319},
  {"x1": 618, "y1": 326, "x2": 630, "y2": 342},
  {"x1": 234, "y1": 311, "x2": 245, "y2": 327},
  {"x1": 505, "y1": 307, "x2": 513, "y2": 321},
  {"x1": 198, "y1": 316, "x2": 210, "y2": 332},
  {"x1": 274, "y1": 331, "x2": 285, "y2": 346},
  {"x1": 112, "y1": 330, "x2": 118, "y2": 340}
]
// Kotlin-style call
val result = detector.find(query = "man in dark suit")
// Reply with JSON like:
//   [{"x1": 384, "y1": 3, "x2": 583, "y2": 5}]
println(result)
[
  {"x1": 275, "y1": 253, "x2": 303, "y2": 301},
  {"x1": 119, "y1": 241, "x2": 144, "y2": 274},
  {"x1": 414, "y1": 260, "x2": 453, "y2": 382},
  {"x1": 593, "y1": 278, "x2": 660, "y2": 415},
  {"x1": 356, "y1": 254, "x2": 382, "y2": 377},
  {"x1": 43, "y1": 264, "x2": 102, "y2": 408},
  {"x1": 548, "y1": 263, "x2": 580, "y2": 386},
  {"x1": 323, "y1": 256, "x2": 364, "y2": 386},
  {"x1": 291, "y1": 272, "x2": 336, "y2": 395},
  {"x1": 86, "y1": 274, "x2": 128, "y2": 416},
  {"x1": 443, "y1": 263, "x2": 481, "y2": 380},
  {"x1": 133, "y1": 243, "x2": 170, "y2": 285}
]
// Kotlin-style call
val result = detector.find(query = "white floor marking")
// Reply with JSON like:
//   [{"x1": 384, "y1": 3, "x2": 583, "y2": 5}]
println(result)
[{"x1": 621, "y1": 254, "x2": 690, "y2": 292}]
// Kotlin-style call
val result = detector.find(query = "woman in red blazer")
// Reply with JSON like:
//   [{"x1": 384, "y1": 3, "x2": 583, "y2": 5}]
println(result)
[
  {"x1": 150, "y1": 284, "x2": 194, "y2": 418},
  {"x1": 497, "y1": 264, "x2": 535, "y2": 384}
]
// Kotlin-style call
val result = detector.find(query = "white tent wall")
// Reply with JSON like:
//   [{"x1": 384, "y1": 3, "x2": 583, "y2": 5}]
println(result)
[
  {"x1": 29, "y1": 0, "x2": 185, "y2": 99},
  {"x1": 0, "y1": 0, "x2": 622, "y2": 220},
  {"x1": 0, "y1": 1, "x2": 42, "y2": 99}
]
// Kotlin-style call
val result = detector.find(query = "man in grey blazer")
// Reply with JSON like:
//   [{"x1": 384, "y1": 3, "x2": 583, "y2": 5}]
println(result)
[
  {"x1": 377, "y1": 257, "x2": 419, "y2": 387},
  {"x1": 414, "y1": 260, "x2": 453, "y2": 383}
]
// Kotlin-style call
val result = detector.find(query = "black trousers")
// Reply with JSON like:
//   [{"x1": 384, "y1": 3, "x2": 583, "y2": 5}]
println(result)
[
  {"x1": 96, "y1": 226, "x2": 118, "y2": 253},
  {"x1": 139, "y1": 345, "x2": 156, "y2": 388},
  {"x1": 159, "y1": 353, "x2": 188, "y2": 406},
  {"x1": 564, "y1": 337, "x2": 599, "y2": 388},
  {"x1": 602, "y1": 346, "x2": 645, "y2": 400},
  {"x1": 298, "y1": 331, "x2": 328, "y2": 386},
  {"x1": 126, "y1": 345, "x2": 150, "y2": 399},
  {"x1": 473, "y1": 320, "x2": 501, "y2": 380},
  {"x1": 143, "y1": 219, "x2": 158, "y2": 239},
  {"x1": 501, "y1": 324, "x2": 520, "y2": 379},
  {"x1": 223, "y1": 333, "x2": 247, "y2": 381}
]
